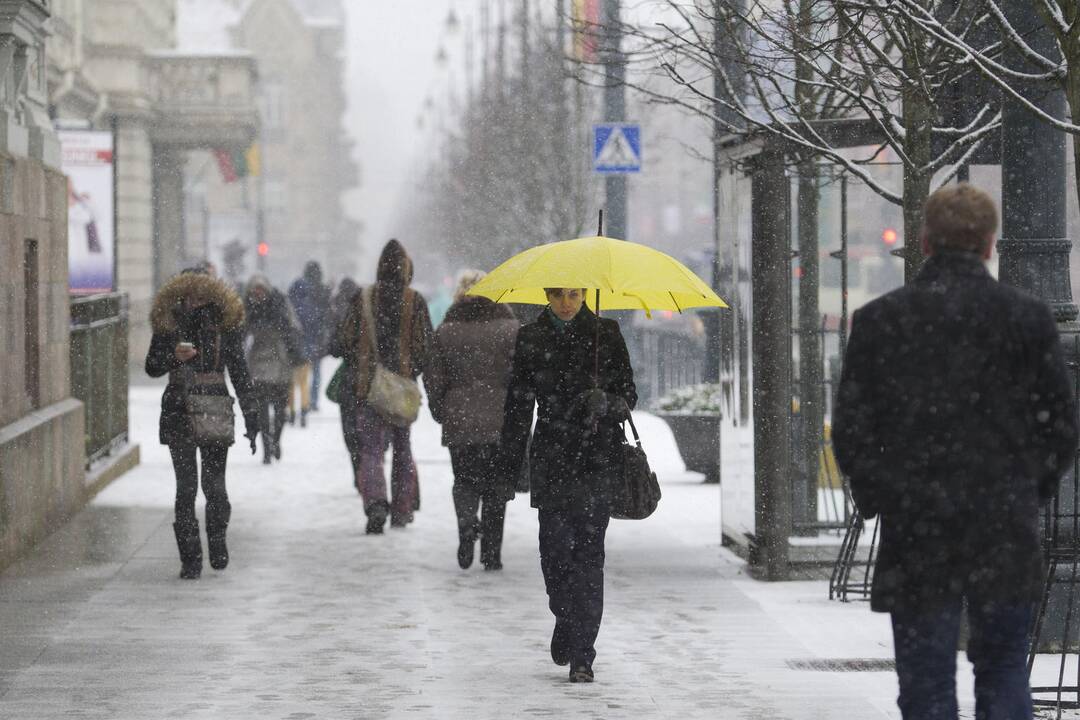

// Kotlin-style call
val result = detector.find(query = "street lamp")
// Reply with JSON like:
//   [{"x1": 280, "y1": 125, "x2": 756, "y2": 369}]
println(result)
[{"x1": 435, "y1": 44, "x2": 449, "y2": 67}]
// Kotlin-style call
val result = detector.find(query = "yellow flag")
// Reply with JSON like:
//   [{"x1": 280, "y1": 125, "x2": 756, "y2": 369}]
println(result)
[{"x1": 244, "y1": 143, "x2": 261, "y2": 177}]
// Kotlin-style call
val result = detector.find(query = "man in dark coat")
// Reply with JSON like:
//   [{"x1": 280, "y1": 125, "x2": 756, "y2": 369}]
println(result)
[
  {"x1": 500, "y1": 287, "x2": 637, "y2": 683},
  {"x1": 288, "y1": 260, "x2": 332, "y2": 417},
  {"x1": 833, "y1": 184, "x2": 1078, "y2": 720}
]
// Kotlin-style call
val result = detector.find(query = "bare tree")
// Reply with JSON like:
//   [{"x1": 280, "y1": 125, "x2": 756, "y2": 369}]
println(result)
[
  {"x1": 403, "y1": 10, "x2": 599, "y2": 273},
  {"x1": 604, "y1": 0, "x2": 1001, "y2": 277},
  {"x1": 875, "y1": 0, "x2": 1080, "y2": 210}
]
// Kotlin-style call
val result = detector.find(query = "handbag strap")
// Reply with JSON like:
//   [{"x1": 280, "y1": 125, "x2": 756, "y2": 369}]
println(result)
[
  {"x1": 399, "y1": 289, "x2": 415, "y2": 376},
  {"x1": 623, "y1": 411, "x2": 643, "y2": 449},
  {"x1": 182, "y1": 331, "x2": 224, "y2": 390},
  {"x1": 360, "y1": 286, "x2": 380, "y2": 366},
  {"x1": 361, "y1": 285, "x2": 414, "y2": 375}
]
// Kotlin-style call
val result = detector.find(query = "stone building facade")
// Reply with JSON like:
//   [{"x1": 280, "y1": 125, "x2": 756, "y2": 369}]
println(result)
[
  {"x1": 0, "y1": 0, "x2": 85, "y2": 568},
  {"x1": 178, "y1": 0, "x2": 360, "y2": 288},
  {"x1": 46, "y1": 0, "x2": 259, "y2": 360}
]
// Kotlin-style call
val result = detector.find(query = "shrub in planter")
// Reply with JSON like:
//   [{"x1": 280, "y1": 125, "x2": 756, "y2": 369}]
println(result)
[{"x1": 654, "y1": 383, "x2": 722, "y2": 484}]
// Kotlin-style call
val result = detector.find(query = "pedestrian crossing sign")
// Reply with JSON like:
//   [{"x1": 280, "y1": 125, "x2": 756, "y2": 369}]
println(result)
[{"x1": 593, "y1": 124, "x2": 642, "y2": 174}]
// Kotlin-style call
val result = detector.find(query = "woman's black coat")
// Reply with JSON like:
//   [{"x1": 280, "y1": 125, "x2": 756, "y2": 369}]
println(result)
[
  {"x1": 500, "y1": 306, "x2": 637, "y2": 510},
  {"x1": 144, "y1": 273, "x2": 259, "y2": 447}
]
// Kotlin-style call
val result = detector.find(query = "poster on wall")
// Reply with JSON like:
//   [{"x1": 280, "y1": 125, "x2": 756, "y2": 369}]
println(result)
[{"x1": 59, "y1": 129, "x2": 114, "y2": 294}]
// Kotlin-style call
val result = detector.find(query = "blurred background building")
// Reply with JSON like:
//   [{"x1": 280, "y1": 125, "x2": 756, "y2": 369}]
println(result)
[{"x1": 45, "y1": 0, "x2": 359, "y2": 360}]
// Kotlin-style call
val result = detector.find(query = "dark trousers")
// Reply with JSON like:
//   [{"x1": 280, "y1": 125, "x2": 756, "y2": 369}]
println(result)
[
  {"x1": 254, "y1": 382, "x2": 288, "y2": 457},
  {"x1": 169, "y1": 443, "x2": 230, "y2": 532},
  {"x1": 311, "y1": 360, "x2": 322, "y2": 410},
  {"x1": 340, "y1": 399, "x2": 362, "y2": 475},
  {"x1": 890, "y1": 600, "x2": 1035, "y2": 720},
  {"x1": 538, "y1": 502, "x2": 610, "y2": 668},
  {"x1": 449, "y1": 444, "x2": 507, "y2": 565}
]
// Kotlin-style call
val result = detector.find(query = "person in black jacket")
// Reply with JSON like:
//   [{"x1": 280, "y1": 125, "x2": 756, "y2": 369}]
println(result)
[
  {"x1": 145, "y1": 269, "x2": 260, "y2": 580},
  {"x1": 288, "y1": 261, "x2": 332, "y2": 420},
  {"x1": 329, "y1": 277, "x2": 363, "y2": 488},
  {"x1": 499, "y1": 287, "x2": 637, "y2": 683},
  {"x1": 833, "y1": 184, "x2": 1078, "y2": 720}
]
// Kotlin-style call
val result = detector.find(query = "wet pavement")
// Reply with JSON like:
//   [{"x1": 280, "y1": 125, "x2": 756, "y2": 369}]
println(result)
[{"x1": 0, "y1": 378, "x2": 915, "y2": 719}]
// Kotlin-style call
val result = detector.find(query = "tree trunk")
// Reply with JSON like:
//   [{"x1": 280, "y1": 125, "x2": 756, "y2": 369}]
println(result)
[{"x1": 901, "y1": 41, "x2": 934, "y2": 283}]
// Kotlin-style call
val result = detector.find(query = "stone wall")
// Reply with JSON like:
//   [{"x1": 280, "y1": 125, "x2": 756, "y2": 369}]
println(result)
[{"x1": 0, "y1": 151, "x2": 86, "y2": 569}]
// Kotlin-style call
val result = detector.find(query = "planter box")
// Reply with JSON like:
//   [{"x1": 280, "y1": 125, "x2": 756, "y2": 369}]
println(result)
[{"x1": 656, "y1": 413, "x2": 721, "y2": 484}]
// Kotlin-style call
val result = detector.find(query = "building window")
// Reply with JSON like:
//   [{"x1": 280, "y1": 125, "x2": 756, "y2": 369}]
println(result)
[{"x1": 24, "y1": 239, "x2": 39, "y2": 409}]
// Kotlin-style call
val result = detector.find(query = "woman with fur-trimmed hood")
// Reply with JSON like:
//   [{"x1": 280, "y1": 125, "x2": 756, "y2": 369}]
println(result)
[
  {"x1": 329, "y1": 239, "x2": 433, "y2": 534},
  {"x1": 145, "y1": 267, "x2": 259, "y2": 580},
  {"x1": 424, "y1": 270, "x2": 520, "y2": 571}
]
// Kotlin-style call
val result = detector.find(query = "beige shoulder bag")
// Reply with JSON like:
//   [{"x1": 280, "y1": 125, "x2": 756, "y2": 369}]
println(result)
[{"x1": 361, "y1": 286, "x2": 422, "y2": 427}]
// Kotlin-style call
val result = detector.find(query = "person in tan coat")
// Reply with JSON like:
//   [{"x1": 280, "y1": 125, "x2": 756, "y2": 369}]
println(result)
[{"x1": 425, "y1": 270, "x2": 520, "y2": 570}]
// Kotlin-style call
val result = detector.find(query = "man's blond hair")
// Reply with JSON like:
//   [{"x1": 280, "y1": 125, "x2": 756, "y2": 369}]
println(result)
[{"x1": 922, "y1": 183, "x2": 999, "y2": 255}]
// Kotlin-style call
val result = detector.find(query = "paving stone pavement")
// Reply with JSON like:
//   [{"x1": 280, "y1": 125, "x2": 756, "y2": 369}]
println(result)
[{"x1": 0, "y1": 382, "x2": 923, "y2": 719}]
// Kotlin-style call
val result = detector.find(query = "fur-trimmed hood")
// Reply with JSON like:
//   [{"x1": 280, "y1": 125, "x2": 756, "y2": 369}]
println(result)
[{"x1": 150, "y1": 272, "x2": 245, "y2": 333}]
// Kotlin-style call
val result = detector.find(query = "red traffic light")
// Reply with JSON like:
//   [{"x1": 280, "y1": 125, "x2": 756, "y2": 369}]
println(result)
[
  {"x1": 257, "y1": 242, "x2": 269, "y2": 257},
  {"x1": 882, "y1": 228, "x2": 898, "y2": 246}
]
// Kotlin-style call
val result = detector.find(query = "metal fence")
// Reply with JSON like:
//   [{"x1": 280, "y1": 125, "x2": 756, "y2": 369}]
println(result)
[
  {"x1": 625, "y1": 316, "x2": 706, "y2": 408},
  {"x1": 70, "y1": 293, "x2": 129, "y2": 467}
]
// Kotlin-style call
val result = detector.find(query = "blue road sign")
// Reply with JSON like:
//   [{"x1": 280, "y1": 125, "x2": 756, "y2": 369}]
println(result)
[{"x1": 593, "y1": 123, "x2": 642, "y2": 174}]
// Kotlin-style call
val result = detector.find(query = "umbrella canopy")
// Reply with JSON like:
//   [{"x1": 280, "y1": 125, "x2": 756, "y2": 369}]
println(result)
[{"x1": 466, "y1": 235, "x2": 728, "y2": 315}]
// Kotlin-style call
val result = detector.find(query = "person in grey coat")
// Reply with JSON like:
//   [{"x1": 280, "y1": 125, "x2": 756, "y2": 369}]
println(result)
[
  {"x1": 243, "y1": 275, "x2": 301, "y2": 464},
  {"x1": 425, "y1": 270, "x2": 520, "y2": 570}
]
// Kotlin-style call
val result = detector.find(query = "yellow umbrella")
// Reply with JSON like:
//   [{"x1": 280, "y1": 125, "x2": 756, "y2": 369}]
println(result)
[{"x1": 466, "y1": 235, "x2": 728, "y2": 316}]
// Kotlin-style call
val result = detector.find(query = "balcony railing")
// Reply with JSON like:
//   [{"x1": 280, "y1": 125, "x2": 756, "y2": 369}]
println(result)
[{"x1": 146, "y1": 52, "x2": 259, "y2": 148}]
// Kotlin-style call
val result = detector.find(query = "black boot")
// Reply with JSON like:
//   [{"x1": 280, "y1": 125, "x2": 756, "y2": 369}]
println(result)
[
  {"x1": 366, "y1": 500, "x2": 388, "y2": 535},
  {"x1": 206, "y1": 505, "x2": 231, "y2": 571},
  {"x1": 457, "y1": 521, "x2": 478, "y2": 570},
  {"x1": 173, "y1": 521, "x2": 202, "y2": 580},
  {"x1": 480, "y1": 501, "x2": 505, "y2": 571}
]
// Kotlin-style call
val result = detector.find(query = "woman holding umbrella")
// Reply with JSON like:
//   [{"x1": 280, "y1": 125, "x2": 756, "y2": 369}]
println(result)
[
  {"x1": 498, "y1": 286, "x2": 637, "y2": 683},
  {"x1": 475, "y1": 226, "x2": 726, "y2": 683}
]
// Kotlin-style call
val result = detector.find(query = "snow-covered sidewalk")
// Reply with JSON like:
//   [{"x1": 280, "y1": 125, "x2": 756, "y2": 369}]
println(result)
[{"x1": 0, "y1": 373, "x2": 949, "y2": 719}]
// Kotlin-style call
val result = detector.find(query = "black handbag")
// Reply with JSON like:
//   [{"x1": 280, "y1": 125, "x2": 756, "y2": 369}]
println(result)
[
  {"x1": 610, "y1": 414, "x2": 661, "y2": 520},
  {"x1": 183, "y1": 332, "x2": 235, "y2": 447}
]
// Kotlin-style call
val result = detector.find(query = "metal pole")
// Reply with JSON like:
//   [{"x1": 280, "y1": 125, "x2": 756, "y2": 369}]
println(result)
[
  {"x1": 751, "y1": 143, "x2": 792, "y2": 580},
  {"x1": 998, "y1": 0, "x2": 1079, "y2": 661},
  {"x1": 602, "y1": 0, "x2": 626, "y2": 240}
]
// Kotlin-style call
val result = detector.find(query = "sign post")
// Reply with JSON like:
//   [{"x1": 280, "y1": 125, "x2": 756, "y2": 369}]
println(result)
[{"x1": 592, "y1": 123, "x2": 642, "y2": 175}]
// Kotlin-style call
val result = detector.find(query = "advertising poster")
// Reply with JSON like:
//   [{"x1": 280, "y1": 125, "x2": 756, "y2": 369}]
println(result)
[{"x1": 59, "y1": 129, "x2": 114, "y2": 294}]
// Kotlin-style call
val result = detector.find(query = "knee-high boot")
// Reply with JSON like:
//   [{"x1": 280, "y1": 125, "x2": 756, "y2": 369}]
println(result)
[
  {"x1": 173, "y1": 520, "x2": 203, "y2": 579},
  {"x1": 206, "y1": 504, "x2": 231, "y2": 570}
]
